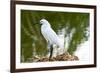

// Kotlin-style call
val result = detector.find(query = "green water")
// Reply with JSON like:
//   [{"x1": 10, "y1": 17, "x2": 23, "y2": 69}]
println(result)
[{"x1": 21, "y1": 10, "x2": 89, "y2": 62}]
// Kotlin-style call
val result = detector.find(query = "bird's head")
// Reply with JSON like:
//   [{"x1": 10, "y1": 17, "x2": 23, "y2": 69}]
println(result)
[{"x1": 40, "y1": 19, "x2": 51, "y2": 27}]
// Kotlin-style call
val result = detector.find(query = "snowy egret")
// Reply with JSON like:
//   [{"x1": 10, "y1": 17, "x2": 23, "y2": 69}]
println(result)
[{"x1": 40, "y1": 19, "x2": 63, "y2": 59}]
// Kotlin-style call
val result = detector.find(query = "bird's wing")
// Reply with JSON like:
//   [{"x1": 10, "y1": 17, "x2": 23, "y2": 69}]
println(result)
[{"x1": 41, "y1": 26, "x2": 61, "y2": 45}]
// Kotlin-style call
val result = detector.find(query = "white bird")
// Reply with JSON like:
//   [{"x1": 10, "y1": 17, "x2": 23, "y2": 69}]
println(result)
[{"x1": 40, "y1": 19, "x2": 63, "y2": 59}]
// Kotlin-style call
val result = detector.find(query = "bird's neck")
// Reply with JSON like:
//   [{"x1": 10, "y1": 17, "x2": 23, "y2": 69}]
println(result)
[{"x1": 43, "y1": 23, "x2": 51, "y2": 28}]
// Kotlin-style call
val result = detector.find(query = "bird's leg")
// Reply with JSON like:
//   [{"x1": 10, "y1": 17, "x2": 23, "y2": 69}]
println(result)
[{"x1": 49, "y1": 45, "x2": 53, "y2": 60}]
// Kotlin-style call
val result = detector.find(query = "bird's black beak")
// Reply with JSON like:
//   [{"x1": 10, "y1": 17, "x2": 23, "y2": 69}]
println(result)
[{"x1": 40, "y1": 23, "x2": 42, "y2": 25}]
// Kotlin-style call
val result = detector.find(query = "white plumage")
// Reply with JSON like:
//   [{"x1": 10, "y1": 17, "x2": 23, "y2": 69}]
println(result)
[{"x1": 40, "y1": 19, "x2": 63, "y2": 58}]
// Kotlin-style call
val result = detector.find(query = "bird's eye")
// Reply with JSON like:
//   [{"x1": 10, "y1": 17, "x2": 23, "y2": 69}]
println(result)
[{"x1": 40, "y1": 21, "x2": 43, "y2": 24}]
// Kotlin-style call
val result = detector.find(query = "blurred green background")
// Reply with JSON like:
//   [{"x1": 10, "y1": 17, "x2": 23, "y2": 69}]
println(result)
[{"x1": 21, "y1": 10, "x2": 89, "y2": 62}]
